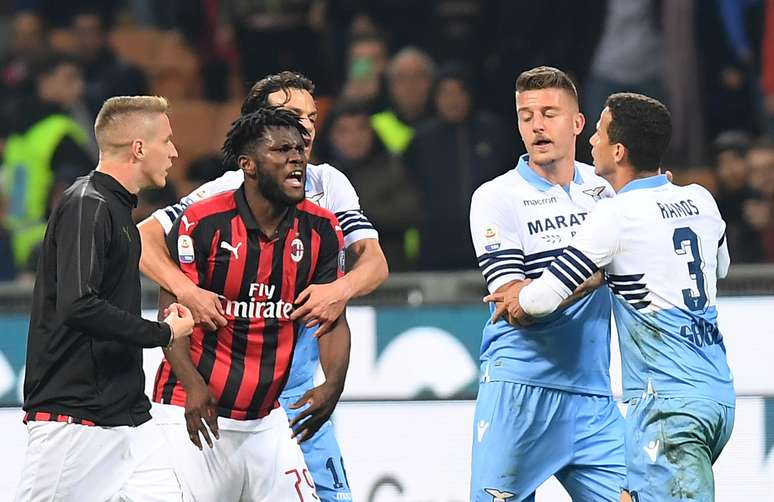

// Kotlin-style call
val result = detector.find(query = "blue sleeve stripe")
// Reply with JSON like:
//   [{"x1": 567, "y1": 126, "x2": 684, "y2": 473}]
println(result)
[
  {"x1": 486, "y1": 270, "x2": 523, "y2": 287},
  {"x1": 524, "y1": 248, "x2": 564, "y2": 261},
  {"x1": 339, "y1": 215, "x2": 370, "y2": 228},
  {"x1": 621, "y1": 291, "x2": 649, "y2": 301},
  {"x1": 607, "y1": 273, "x2": 645, "y2": 282},
  {"x1": 565, "y1": 246, "x2": 598, "y2": 273},
  {"x1": 479, "y1": 255, "x2": 524, "y2": 271},
  {"x1": 342, "y1": 224, "x2": 375, "y2": 236},
  {"x1": 164, "y1": 207, "x2": 178, "y2": 222},
  {"x1": 547, "y1": 266, "x2": 578, "y2": 292},
  {"x1": 719, "y1": 232, "x2": 726, "y2": 247},
  {"x1": 550, "y1": 258, "x2": 585, "y2": 286},
  {"x1": 482, "y1": 263, "x2": 525, "y2": 280},
  {"x1": 476, "y1": 248, "x2": 524, "y2": 261},
  {"x1": 560, "y1": 251, "x2": 596, "y2": 278},
  {"x1": 609, "y1": 282, "x2": 646, "y2": 292}
]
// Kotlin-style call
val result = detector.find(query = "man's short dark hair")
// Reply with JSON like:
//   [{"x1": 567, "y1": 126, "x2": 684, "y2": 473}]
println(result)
[
  {"x1": 605, "y1": 92, "x2": 672, "y2": 171},
  {"x1": 30, "y1": 51, "x2": 80, "y2": 82},
  {"x1": 241, "y1": 71, "x2": 315, "y2": 115},
  {"x1": 515, "y1": 66, "x2": 578, "y2": 103},
  {"x1": 222, "y1": 107, "x2": 307, "y2": 166}
]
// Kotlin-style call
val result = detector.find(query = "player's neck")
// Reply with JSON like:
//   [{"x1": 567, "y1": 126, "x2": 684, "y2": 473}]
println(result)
[
  {"x1": 529, "y1": 156, "x2": 575, "y2": 188},
  {"x1": 96, "y1": 160, "x2": 141, "y2": 194},
  {"x1": 245, "y1": 188, "x2": 289, "y2": 238},
  {"x1": 610, "y1": 166, "x2": 660, "y2": 193}
]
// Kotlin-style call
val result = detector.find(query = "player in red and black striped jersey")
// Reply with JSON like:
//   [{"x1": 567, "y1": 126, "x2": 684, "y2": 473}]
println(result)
[{"x1": 152, "y1": 107, "x2": 345, "y2": 501}]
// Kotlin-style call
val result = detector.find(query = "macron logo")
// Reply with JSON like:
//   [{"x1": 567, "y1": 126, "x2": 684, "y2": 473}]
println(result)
[
  {"x1": 182, "y1": 215, "x2": 195, "y2": 231},
  {"x1": 220, "y1": 241, "x2": 242, "y2": 259},
  {"x1": 477, "y1": 420, "x2": 489, "y2": 442}
]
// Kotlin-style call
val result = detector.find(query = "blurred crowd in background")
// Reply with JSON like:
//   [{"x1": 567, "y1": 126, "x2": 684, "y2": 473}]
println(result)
[{"x1": 0, "y1": 0, "x2": 773, "y2": 281}]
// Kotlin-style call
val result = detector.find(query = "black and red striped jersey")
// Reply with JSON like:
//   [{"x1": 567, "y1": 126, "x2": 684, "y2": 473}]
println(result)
[{"x1": 153, "y1": 185, "x2": 344, "y2": 420}]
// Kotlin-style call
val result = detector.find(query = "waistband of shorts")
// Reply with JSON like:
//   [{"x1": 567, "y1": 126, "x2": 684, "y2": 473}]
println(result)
[{"x1": 23, "y1": 411, "x2": 96, "y2": 426}]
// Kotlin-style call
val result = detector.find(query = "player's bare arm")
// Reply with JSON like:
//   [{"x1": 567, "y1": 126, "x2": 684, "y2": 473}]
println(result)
[
  {"x1": 158, "y1": 287, "x2": 220, "y2": 451},
  {"x1": 139, "y1": 216, "x2": 227, "y2": 331},
  {"x1": 288, "y1": 313, "x2": 351, "y2": 442},
  {"x1": 291, "y1": 237, "x2": 387, "y2": 337}
]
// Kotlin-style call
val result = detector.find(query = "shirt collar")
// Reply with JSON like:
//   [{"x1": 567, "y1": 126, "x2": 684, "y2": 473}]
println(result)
[
  {"x1": 516, "y1": 154, "x2": 584, "y2": 192},
  {"x1": 234, "y1": 184, "x2": 297, "y2": 239},
  {"x1": 92, "y1": 171, "x2": 137, "y2": 208},
  {"x1": 619, "y1": 174, "x2": 670, "y2": 194}
]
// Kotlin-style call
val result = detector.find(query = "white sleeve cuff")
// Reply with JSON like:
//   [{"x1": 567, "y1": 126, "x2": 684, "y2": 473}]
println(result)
[{"x1": 519, "y1": 277, "x2": 567, "y2": 317}]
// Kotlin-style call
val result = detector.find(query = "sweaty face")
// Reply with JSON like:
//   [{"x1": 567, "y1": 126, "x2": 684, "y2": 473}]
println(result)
[
  {"x1": 589, "y1": 107, "x2": 617, "y2": 179},
  {"x1": 250, "y1": 126, "x2": 308, "y2": 206},
  {"x1": 140, "y1": 113, "x2": 178, "y2": 189},
  {"x1": 516, "y1": 88, "x2": 583, "y2": 167},
  {"x1": 267, "y1": 89, "x2": 317, "y2": 158}
]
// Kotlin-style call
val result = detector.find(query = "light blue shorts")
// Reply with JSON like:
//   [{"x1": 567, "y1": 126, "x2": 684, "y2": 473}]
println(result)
[
  {"x1": 470, "y1": 380, "x2": 626, "y2": 502},
  {"x1": 279, "y1": 391, "x2": 352, "y2": 502},
  {"x1": 625, "y1": 395, "x2": 735, "y2": 502}
]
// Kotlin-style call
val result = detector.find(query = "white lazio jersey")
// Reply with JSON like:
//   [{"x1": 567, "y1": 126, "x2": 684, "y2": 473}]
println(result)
[
  {"x1": 469, "y1": 154, "x2": 616, "y2": 395},
  {"x1": 151, "y1": 162, "x2": 378, "y2": 394},
  {"x1": 152, "y1": 163, "x2": 379, "y2": 248},
  {"x1": 536, "y1": 175, "x2": 734, "y2": 405}
]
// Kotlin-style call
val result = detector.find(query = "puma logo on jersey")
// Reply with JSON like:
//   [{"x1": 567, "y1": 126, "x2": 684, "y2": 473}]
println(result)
[
  {"x1": 182, "y1": 215, "x2": 195, "y2": 231},
  {"x1": 220, "y1": 241, "x2": 242, "y2": 259},
  {"x1": 477, "y1": 420, "x2": 490, "y2": 442},
  {"x1": 644, "y1": 440, "x2": 660, "y2": 462},
  {"x1": 583, "y1": 186, "x2": 606, "y2": 201},
  {"x1": 484, "y1": 488, "x2": 515, "y2": 501}
]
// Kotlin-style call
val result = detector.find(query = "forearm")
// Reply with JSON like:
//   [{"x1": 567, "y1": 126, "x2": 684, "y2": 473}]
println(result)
[
  {"x1": 318, "y1": 314, "x2": 350, "y2": 392},
  {"x1": 62, "y1": 294, "x2": 171, "y2": 347},
  {"x1": 159, "y1": 288, "x2": 204, "y2": 389},
  {"x1": 342, "y1": 239, "x2": 388, "y2": 299},
  {"x1": 518, "y1": 279, "x2": 567, "y2": 317},
  {"x1": 138, "y1": 217, "x2": 195, "y2": 296}
]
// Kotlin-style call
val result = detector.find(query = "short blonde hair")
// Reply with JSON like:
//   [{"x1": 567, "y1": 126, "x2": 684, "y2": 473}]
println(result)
[{"x1": 94, "y1": 96, "x2": 169, "y2": 152}]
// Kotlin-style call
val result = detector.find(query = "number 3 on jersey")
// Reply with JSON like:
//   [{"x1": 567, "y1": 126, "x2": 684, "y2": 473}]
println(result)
[{"x1": 672, "y1": 227, "x2": 708, "y2": 311}]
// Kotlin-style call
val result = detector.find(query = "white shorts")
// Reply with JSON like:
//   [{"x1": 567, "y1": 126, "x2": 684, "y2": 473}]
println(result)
[
  {"x1": 152, "y1": 403, "x2": 317, "y2": 502},
  {"x1": 15, "y1": 419, "x2": 183, "y2": 502}
]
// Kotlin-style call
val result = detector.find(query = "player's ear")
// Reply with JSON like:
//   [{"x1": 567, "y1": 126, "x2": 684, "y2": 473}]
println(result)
[
  {"x1": 238, "y1": 155, "x2": 258, "y2": 177},
  {"x1": 614, "y1": 143, "x2": 626, "y2": 164},
  {"x1": 574, "y1": 112, "x2": 585, "y2": 135},
  {"x1": 131, "y1": 138, "x2": 144, "y2": 161}
]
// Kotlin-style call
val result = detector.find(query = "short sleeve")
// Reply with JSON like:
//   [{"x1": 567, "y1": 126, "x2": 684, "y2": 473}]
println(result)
[
  {"x1": 470, "y1": 184, "x2": 525, "y2": 293},
  {"x1": 153, "y1": 170, "x2": 244, "y2": 234},
  {"x1": 544, "y1": 199, "x2": 620, "y2": 295},
  {"x1": 310, "y1": 214, "x2": 345, "y2": 285},
  {"x1": 321, "y1": 164, "x2": 379, "y2": 247}
]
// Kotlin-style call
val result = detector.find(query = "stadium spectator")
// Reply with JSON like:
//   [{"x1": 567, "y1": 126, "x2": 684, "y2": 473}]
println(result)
[
  {"x1": 371, "y1": 47, "x2": 435, "y2": 155},
  {"x1": 405, "y1": 66, "x2": 513, "y2": 270},
  {"x1": 582, "y1": 0, "x2": 664, "y2": 162},
  {"x1": 340, "y1": 34, "x2": 389, "y2": 111},
  {"x1": 320, "y1": 100, "x2": 421, "y2": 271},
  {"x1": 69, "y1": 9, "x2": 149, "y2": 117},
  {"x1": 763, "y1": 0, "x2": 774, "y2": 135},
  {"x1": 0, "y1": 11, "x2": 47, "y2": 110},
  {"x1": 697, "y1": 0, "x2": 765, "y2": 142},
  {"x1": 1, "y1": 52, "x2": 92, "y2": 271},
  {"x1": 713, "y1": 131, "x2": 767, "y2": 263},
  {"x1": 220, "y1": 0, "x2": 326, "y2": 93},
  {"x1": 746, "y1": 137, "x2": 774, "y2": 260}
]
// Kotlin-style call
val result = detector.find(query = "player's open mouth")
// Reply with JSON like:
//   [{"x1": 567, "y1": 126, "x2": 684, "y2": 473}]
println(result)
[
  {"x1": 286, "y1": 169, "x2": 304, "y2": 188},
  {"x1": 534, "y1": 139, "x2": 552, "y2": 146}
]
